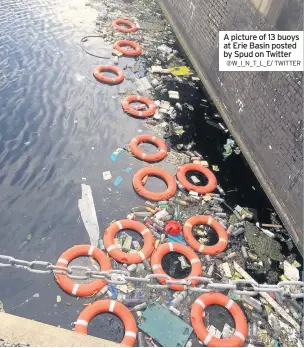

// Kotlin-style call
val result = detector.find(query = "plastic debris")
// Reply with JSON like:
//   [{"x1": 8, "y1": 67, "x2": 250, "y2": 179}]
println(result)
[
  {"x1": 108, "y1": 285, "x2": 118, "y2": 299},
  {"x1": 125, "y1": 167, "x2": 133, "y2": 173},
  {"x1": 122, "y1": 236, "x2": 132, "y2": 252},
  {"x1": 137, "y1": 77, "x2": 152, "y2": 91},
  {"x1": 221, "y1": 262, "x2": 232, "y2": 278},
  {"x1": 168, "y1": 91, "x2": 180, "y2": 100},
  {"x1": 283, "y1": 260, "x2": 300, "y2": 281},
  {"x1": 221, "y1": 323, "x2": 234, "y2": 338},
  {"x1": 168, "y1": 234, "x2": 187, "y2": 245},
  {"x1": 139, "y1": 303, "x2": 192, "y2": 347},
  {"x1": 114, "y1": 176, "x2": 123, "y2": 187},
  {"x1": 158, "y1": 44, "x2": 172, "y2": 54},
  {"x1": 165, "y1": 220, "x2": 182, "y2": 235},
  {"x1": 168, "y1": 66, "x2": 191, "y2": 76},
  {"x1": 110, "y1": 147, "x2": 124, "y2": 162},
  {"x1": 169, "y1": 306, "x2": 181, "y2": 316},
  {"x1": 127, "y1": 264, "x2": 137, "y2": 273},
  {"x1": 234, "y1": 261, "x2": 300, "y2": 331},
  {"x1": 56, "y1": 295, "x2": 62, "y2": 303},
  {"x1": 208, "y1": 325, "x2": 222, "y2": 338},
  {"x1": 0, "y1": 301, "x2": 4, "y2": 313},
  {"x1": 26, "y1": 233, "x2": 32, "y2": 241},
  {"x1": 178, "y1": 256, "x2": 190, "y2": 269},
  {"x1": 78, "y1": 184, "x2": 99, "y2": 246},
  {"x1": 151, "y1": 66, "x2": 170, "y2": 74},
  {"x1": 102, "y1": 171, "x2": 112, "y2": 180}
]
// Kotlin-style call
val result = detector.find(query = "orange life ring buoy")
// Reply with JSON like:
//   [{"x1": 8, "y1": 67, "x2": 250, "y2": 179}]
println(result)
[
  {"x1": 183, "y1": 216, "x2": 228, "y2": 255},
  {"x1": 93, "y1": 65, "x2": 124, "y2": 84},
  {"x1": 122, "y1": 95, "x2": 156, "y2": 118},
  {"x1": 114, "y1": 40, "x2": 142, "y2": 57},
  {"x1": 150, "y1": 242, "x2": 202, "y2": 291},
  {"x1": 129, "y1": 134, "x2": 167, "y2": 163},
  {"x1": 112, "y1": 19, "x2": 137, "y2": 33},
  {"x1": 133, "y1": 167, "x2": 177, "y2": 201},
  {"x1": 191, "y1": 293, "x2": 248, "y2": 347},
  {"x1": 177, "y1": 163, "x2": 217, "y2": 194},
  {"x1": 104, "y1": 220, "x2": 155, "y2": 264},
  {"x1": 55, "y1": 245, "x2": 111, "y2": 297},
  {"x1": 75, "y1": 299, "x2": 138, "y2": 347}
]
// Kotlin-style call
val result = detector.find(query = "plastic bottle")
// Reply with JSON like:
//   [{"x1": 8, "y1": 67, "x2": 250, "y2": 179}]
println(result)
[
  {"x1": 169, "y1": 306, "x2": 181, "y2": 316},
  {"x1": 171, "y1": 291, "x2": 187, "y2": 306},
  {"x1": 131, "y1": 302, "x2": 147, "y2": 311},
  {"x1": 231, "y1": 227, "x2": 245, "y2": 237}
]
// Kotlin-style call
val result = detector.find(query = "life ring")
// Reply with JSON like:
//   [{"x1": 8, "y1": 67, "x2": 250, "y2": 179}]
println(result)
[
  {"x1": 114, "y1": 40, "x2": 143, "y2": 57},
  {"x1": 176, "y1": 163, "x2": 217, "y2": 194},
  {"x1": 93, "y1": 65, "x2": 124, "y2": 84},
  {"x1": 129, "y1": 134, "x2": 167, "y2": 163},
  {"x1": 191, "y1": 293, "x2": 248, "y2": 347},
  {"x1": 75, "y1": 299, "x2": 138, "y2": 347},
  {"x1": 104, "y1": 220, "x2": 155, "y2": 264},
  {"x1": 122, "y1": 95, "x2": 156, "y2": 118},
  {"x1": 150, "y1": 242, "x2": 202, "y2": 291},
  {"x1": 55, "y1": 245, "x2": 111, "y2": 297},
  {"x1": 183, "y1": 216, "x2": 228, "y2": 255},
  {"x1": 133, "y1": 167, "x2": 177, "y2": 201},
  {"x1": 112, "y1": 19, "x2": 137, "y2": 33}
]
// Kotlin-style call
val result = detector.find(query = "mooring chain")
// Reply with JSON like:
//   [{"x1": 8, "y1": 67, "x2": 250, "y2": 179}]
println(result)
[{"x1": 0, "y1": 254, "x2": 303, "y2": 298}]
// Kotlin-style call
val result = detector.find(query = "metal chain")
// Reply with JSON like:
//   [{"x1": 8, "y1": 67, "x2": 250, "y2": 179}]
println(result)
[{"x1": 1, "y1": 254, "x2": 303, "y2": 298}]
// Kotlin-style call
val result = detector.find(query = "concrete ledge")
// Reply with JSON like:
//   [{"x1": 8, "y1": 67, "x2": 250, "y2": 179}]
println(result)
[{"x1": 0, "y1": 313, "x2": 117, "y2": 347}]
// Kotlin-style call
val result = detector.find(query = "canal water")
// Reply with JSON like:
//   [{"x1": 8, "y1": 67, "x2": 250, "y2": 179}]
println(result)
[
  {"x1": 0, "y1": 0, "x2": 175, "y2": 341},
  {"x1": 0, "y1": 0, "x2": 300, "y2": 344}
]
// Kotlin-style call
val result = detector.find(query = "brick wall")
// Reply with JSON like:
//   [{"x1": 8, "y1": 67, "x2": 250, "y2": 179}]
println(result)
[{"x1": 158, "y1": 0, "x2": 303, "y2": 251}]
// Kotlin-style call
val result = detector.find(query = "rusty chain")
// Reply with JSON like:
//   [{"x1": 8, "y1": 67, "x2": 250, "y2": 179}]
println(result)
[{"x1": 0, "y1": 254, "x2": 303, "y2": 298}]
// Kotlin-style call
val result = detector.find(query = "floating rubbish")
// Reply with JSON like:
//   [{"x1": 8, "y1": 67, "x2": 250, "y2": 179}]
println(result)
[
  {"x1": 221, "y1": 323, "x2": 234, "y2": 338},
  {"x1": 171, "y1": 291, "x2": 187, "y2": 307},
  {"x1": 26, "y1": 233, "x2": 32, "y2": 241},
  {"x1": 168, "y1": 234, "x2": 187, "y2": 245},
  {"x1": 151, "y1": 66, "x2": 170, "y2": 74},
  {"x1": 125, "y1": 167, "x2": 132, "y2": 173},
  {"x1": 233, "y1": 261, "x2": 300, "y2": 331},
  {"x1": 212, "y1": 165, "x2": 220, "y2": 171},
  {"x1": 132, "y1": 302, "x2": 147, "y2": 312},
  {"x1": 127, "y1": 264, "x2": 137, "y2": 272},
  {"x1": 221, "y1": 262, "x2": 232, "y2": 278},
  {"x1": 110, "y1": 147, "x2": 124, "y2": 162},
  {"x1": 0, "y1": 300, "x2": 4, "y2": 312},
  {"x1": 102, "y1": 171, "x2": 112, "y2": 180},
  {"x1": 223, "y1": 143, "x2": 233, "y2": 158},
  {"x1": 137, "y1": 77, "x2": 152, "y2": 91},
  {"x1": 158, "y1": 44, "x2": 172, "y2": 54},
  {"x1": 139, "y1": 303, "x2": 192, "y2": 347},
  {"x1": 168, "y1": 66, "x2": 191, "y2": 76},
  {"x1": 122, "y1": 236, "x2": 132, "y2": 252},
  {"x1": 114, "y1": 176, "x2": 123, "y2": 187},
  {"x1": 168, "y1": 90, "x2": 180, "y2": 100},
  {"x1": 207, "y1": 325, "x2": 222, "y2": 339},
  {"x1": 56, "y1": 295, "x2": 62, "y2": 303},
  {"x1": 283, "y1": 260, "x2": 300, "y2": 281},
  {"x1": 78, "y1": 184, "x2": 100, "y2": 246},
  {"x1": 231, "y1": 227, "x2": 245, "y2": 237},
  {"x1": 169, "y1": 306, "x2": 181, "y2": 316},
  {"x1": 178, "y1": 256, "x2": 190, "y2": 269},
  {"x1": 108, "y1": 285, "x2": 118, "y2": 299}
]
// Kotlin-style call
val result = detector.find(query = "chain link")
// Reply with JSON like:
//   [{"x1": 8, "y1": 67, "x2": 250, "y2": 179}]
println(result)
[{"x1": 1, "y1": 254, "x2": 303, "y2": 298}]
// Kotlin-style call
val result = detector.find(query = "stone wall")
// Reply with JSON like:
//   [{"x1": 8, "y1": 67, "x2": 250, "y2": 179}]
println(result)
[{"x1": 158, "y1": 0, "x2": 303, "y2": 252}]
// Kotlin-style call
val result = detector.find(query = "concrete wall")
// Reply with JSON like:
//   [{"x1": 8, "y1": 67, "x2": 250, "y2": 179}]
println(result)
[
  {"x1": 0, "y1": 312, "x2": 117, "y2": 347},
  {"x1": 158, "y1": 0, "x2": 303, "y2": 252}
]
